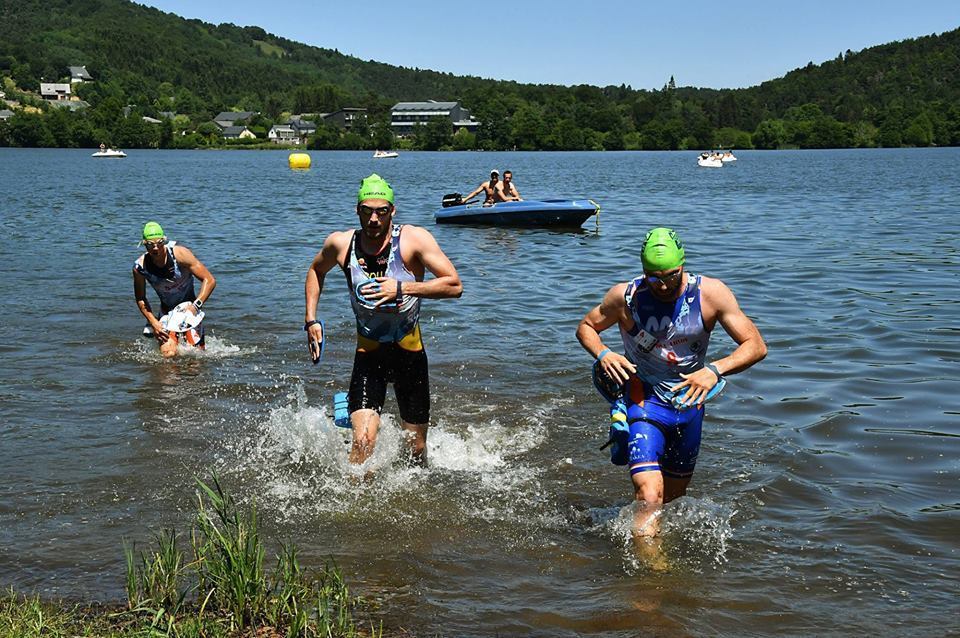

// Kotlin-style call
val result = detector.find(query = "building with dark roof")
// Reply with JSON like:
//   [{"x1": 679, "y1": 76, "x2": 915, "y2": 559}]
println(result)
[
  {"x1": 289, "y1": 117, "x2": 317, "y2": 139},
  {"x1": 214, "y1": 111, "x2": 258, "y2": 127},
  {"x1": 390, "y1": 100, "x2": 479, "y2": 136},
  {"x1": 69, "y1": 66, "x2": 93, "y2": 83},
  {"x1": 40, "y1": 83, "x2": 71, "y2": 101},
  {"x1": 221, "y1": 125, "x2": 256, "y2": 140},
  {"x1": 322, "y1": 108, "x2": 367, "y2": 131}
]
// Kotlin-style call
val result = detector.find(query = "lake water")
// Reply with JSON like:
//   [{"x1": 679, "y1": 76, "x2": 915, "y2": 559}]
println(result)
[{"x1": 0, "y1": 147, "x2": 958, "y2": 637}]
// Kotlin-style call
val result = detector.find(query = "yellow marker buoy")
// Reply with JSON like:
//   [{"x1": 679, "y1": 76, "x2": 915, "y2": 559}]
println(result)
[{"x1": 288, "y1": 152, "x2": 311, "y2": 169}]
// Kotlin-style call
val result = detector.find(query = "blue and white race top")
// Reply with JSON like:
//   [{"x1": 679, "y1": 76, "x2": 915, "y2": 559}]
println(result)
[
  {"x1": 134, "y1": 242, "x2": 196, "y2": 311},
  {"x1": 618, "y1": 273, "x2": 711, "y2": 403},
  {"x1": 345, "y1": 224, "x2": 421, "y2": 342}
]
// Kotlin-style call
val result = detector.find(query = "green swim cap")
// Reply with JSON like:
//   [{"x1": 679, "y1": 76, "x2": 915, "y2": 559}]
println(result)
[
  {"x1": 142, "y1": 221, "x2": 165, "y2": 241},
  {"x1": 357, "y1": 174, "x2": 394, "y2": 204},
  {"x1": 641, "y1": 227, "x2": 685, "y2": 271}
]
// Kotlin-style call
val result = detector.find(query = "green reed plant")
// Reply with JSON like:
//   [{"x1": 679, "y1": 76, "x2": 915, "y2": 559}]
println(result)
[
  {"x1": 193, "y1": 475, "x2": 267, "y2": 629},
  {"x1": 124, "y1": 529, "x2": 190, "y2": 616},
  {"x1": 117, "y1": 473, "x2": 377, "y2": 637},
  {"x1": 266, "y1": 542, "x2": 310, "y2": 628}
]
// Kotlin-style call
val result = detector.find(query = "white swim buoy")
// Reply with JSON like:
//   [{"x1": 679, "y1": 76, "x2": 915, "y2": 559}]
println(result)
[{"x1": 160, "y1": 302, "x2": 205, "y2": 333}]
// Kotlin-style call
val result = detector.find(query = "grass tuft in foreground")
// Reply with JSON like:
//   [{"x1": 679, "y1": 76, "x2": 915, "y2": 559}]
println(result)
[{"x1": 2, "y1": 475, "x2": 381, "y2": 637}]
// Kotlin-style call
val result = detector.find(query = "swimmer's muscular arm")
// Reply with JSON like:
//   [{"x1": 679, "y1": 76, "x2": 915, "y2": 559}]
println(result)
[
  {"x1": 701, "y1": 277, "x2": 767, "y2": 376},
  {"x1": 402, "y1": 226, "x2": 462, "y2": 299},
  {"x1": 133, "y1": 269, "x2": 159, "y2": 325},
  {"x1": 305, "y1": 231, "x2": 350, "y2": 323},
  {"x1": 576, "y1": 283, "x2": 636, "y2": 384},
  {"x1": 133, "y1": 268, "x2": 169, "y2": 343},
  {"x1": 173, "y1": 245, "x2": 216, "y2": 305}
]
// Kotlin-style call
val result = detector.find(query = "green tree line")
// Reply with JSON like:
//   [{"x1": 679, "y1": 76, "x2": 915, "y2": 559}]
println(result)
[{"x1": 1, "y1": 0, "x2": 959, "y2": 150}]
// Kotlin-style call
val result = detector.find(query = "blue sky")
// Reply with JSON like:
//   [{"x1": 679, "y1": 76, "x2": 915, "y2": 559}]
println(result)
[{"x1": 141, "y1": 0, "x2": 959, "y2": 89}]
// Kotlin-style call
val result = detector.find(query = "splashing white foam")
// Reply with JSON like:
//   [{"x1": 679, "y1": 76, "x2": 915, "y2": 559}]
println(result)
[
  {"x1": 596, "y1": 496, "x2": 738, "y2": 574},
  {"x1": 226, "y1": 384, "x2": 558, "y2": 529},
  {"x1": 128, "y1": 335, "x2": 251, "y2": 362}
]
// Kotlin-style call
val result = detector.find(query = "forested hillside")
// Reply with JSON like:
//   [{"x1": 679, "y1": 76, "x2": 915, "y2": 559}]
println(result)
[{"x1": 1, "y1": 0, "x2": 958, "y2": 150}]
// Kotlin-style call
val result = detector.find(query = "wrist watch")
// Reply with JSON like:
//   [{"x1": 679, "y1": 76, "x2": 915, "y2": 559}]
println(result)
[{"x1": 193, "y1": 298, "x2": 203, "y2": 309}]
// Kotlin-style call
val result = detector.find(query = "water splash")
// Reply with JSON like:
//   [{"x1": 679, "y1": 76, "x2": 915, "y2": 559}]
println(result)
[
  {"x1": 595, "y1": 496, "x2": 737, "y2": 574},
  {"x1": 225, "y1": 384, "x2": 558, "y2": 531},
  {"x1": 125, "y1": 335, "x2": 251, "y2": 362}
]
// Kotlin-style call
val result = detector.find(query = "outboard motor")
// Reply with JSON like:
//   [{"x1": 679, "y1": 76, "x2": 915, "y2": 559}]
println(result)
[{"x1": 441, "y1": 193, "x2": 464, "y2": 208}]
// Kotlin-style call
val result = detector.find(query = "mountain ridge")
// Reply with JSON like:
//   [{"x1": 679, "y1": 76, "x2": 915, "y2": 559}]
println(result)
[{"x1": 1, "y1": 0, "x2": 958, "y2": 149}]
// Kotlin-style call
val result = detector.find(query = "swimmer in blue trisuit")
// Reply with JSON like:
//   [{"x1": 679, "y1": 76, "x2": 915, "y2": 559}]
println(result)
[
  {"x1": 576, "y1": 227, "x2": 766, "y2": 552},
  {"x1": 133, "y1": 222, "x2": 216, "y2": 358},
  {"x1": 304, "y1": 174, "x2": 463, "y2": 466}
]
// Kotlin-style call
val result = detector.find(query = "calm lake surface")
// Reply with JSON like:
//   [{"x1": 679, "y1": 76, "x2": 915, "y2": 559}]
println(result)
[{"x1": 1, "y1": 147, "x2": 958, "y2": 636}]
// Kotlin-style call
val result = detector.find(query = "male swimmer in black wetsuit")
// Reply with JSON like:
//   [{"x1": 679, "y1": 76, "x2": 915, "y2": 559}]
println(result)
[{"x1": 304, "y1": 174, "x2": 462, "y2": 466}]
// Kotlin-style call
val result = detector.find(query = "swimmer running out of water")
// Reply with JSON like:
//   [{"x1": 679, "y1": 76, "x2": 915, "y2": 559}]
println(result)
[
  {"x1": 304, "y1": 174, "x2": 462, "y2": 467},
  {"x1": 133, "y1": 222, "x2": 216, "y2": 358},
  {"x1": 576, "y1": 228, "x2": 766, "y2": 559}
]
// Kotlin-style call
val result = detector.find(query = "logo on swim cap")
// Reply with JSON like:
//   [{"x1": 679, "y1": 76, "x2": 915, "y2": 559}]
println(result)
[
  {"x1": 142, "y1": 221, "x2": 164, "y2": 241},
  {"x1": 357, "y1": 174, "x2": 394, "y2": 204},
  {"x1": 641, "y1": 227, "x2": 685, "y2": 271}
]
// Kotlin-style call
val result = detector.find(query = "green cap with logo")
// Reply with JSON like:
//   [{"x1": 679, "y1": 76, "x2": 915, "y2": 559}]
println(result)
[
  {"x1": 357, "y1": 174, "x2": 394, "y2": 204},
  {"x1": 641, "y1": 227, "x2": 685, "y2": 271},
  {"x1": 142, "y1": 221, "x2": 165, "y2": 241}
]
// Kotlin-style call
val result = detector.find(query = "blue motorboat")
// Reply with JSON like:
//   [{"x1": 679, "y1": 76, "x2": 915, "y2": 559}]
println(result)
[{"x1": 434, "y1": 198, "x2": 600, "y2": 228}]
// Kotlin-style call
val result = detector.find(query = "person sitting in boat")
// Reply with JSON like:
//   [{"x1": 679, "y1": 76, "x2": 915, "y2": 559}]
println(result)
[
  {"x1": 462, "y1": 169, "x2": 500, "y2": 207},
  {"x1": 495, "y1": 170, "x2": 522, "y2": 202},
  {"x1": 133, "y1": 222, "x2": 216, "y2": 358}
]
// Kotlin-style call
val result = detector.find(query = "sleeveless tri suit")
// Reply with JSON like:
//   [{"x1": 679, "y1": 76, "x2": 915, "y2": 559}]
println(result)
[
  {"x1": 343, "y1": 225, "x2": 429, "y2": 423},
  {"x1": 134, "y1": 242, "x2": 204, "y2": 347},
  {"x1": 615, "y1": 273, "x2": 711, "y2": 478}
]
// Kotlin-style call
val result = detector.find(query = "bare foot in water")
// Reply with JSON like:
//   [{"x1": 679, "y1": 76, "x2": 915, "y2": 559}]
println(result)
[{"x1": 633, "y1": 534, "x2": 670, "y2": 572}]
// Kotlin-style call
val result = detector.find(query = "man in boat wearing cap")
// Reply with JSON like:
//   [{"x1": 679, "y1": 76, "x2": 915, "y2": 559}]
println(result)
[
  {"x1": 304, "y1": 174, "x2": 462, "y2": 466},
  {"x1": 462, "y1": 169, "x2": 501, "y2": 207},
  {"x1": 133, "y1": 222, "x2": 217, "y2": 358},
  {"x1": 576, "y1": 227, "x2": 766, "y2": 552}
]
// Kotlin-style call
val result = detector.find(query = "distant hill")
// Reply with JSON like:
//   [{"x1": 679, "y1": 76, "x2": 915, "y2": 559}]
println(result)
[
  {"x1": 1, "y1": 0, "x2": 958, "y2": 149},
  {"x1": 0, "y1": 0, "x2": 503, "y2": 111}
]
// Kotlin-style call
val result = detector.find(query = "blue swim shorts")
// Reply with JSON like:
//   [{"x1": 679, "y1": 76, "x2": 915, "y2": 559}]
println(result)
[{"x1": 624, "y1": 379, "x2": 704, "y2": 479}]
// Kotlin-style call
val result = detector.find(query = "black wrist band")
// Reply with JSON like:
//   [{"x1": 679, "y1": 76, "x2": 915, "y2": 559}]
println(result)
[
  {"x1": 396, "y1": 280, "x2": 403, "y2": 302},
  {"x1": 705, "y1": 362, "x2": 722, "y2": 381},
  {"x1": 303, "y1": 319, "x2": 321, "y2": 331}
]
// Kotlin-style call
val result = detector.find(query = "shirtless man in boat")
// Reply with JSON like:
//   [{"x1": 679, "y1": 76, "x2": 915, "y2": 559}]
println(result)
[
  {"x1": 496, "y1": 170, "x2": 522, "y2": 202},
  {"x1": 462, "y1": 169, "x2": 500, "y2": 206}
]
